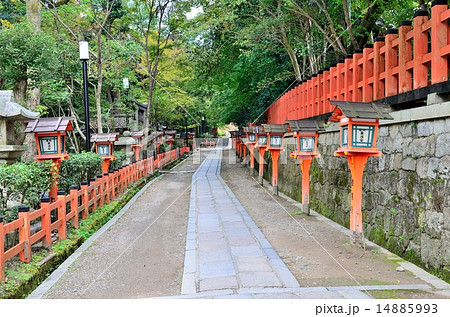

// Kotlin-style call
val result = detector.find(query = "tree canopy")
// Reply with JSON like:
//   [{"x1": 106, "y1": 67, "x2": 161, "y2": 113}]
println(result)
[{"x1": 0, "y1": 0, "x2": 430, "y2": 136}]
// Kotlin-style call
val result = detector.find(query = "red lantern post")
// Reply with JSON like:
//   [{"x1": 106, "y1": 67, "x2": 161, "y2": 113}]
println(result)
[
  {"x1": 25, "y1": 117, "x2": 74, "y2": 202},
  {"x1": 262, "y1": 124, "x2": 288, "y2": 195},
  {"x1": 329, "y1": 100, "x2": 393, "y2": 244},
  {"x1": 130, "y1": 130, "x2": 144, "y2": 161},
  {"x1": 91, "y1": 133, "x2": 119, "y2": 174},
  {"x1": 254, "y1": 127, "x2": 268, "y2": 185},
  {"x1": 286, "y1": 119, "x2": 325, "y2": 215}
]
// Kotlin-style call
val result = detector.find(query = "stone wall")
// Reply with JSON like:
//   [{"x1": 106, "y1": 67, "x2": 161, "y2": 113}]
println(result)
[{"x1": 255, "y1": 113, "x2": 449, "y2": 280}]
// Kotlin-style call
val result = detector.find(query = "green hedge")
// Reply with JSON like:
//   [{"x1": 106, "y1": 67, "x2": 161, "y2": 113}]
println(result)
[
  {"x1": 0, "y1": 161, "x2": 52, "y2": 222},
  {"x1": 58, "y1": 152, "x2": 103, "y2": 193}
]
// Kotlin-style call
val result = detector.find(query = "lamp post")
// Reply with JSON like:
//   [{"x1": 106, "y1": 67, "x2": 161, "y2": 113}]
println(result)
[
  {"x1": 286, "y1": 119, "x2": 324, "y2": 215},
  {"x1": 329, "y1": 100, "x2": 393, "y2": 244},
  {"x1": 79, "y1": 41, "x2": 90, "y2": 152}
]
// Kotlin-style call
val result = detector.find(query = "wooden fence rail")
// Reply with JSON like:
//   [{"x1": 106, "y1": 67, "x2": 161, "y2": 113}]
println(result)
[
  {"x1": 266, "y1": 2, "x2": 450, "y2": 124},
  {"x1": 0, "y1": 147, "x2": 190, "y2": 280}
]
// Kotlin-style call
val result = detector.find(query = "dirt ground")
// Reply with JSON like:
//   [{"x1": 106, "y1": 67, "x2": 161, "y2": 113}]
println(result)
[
  {"x1": 220, "y1": 149, "x2": 449, "y2": 299},
  {"x1": 43, "y1": 155, "x2": 203, "y2": 299}
]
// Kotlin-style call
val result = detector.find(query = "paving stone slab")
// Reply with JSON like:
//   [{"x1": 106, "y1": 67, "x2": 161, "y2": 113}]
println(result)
[
  {"x1": 239, "y1": 272, "x2": 283, "y2": 287},
  {"x1": 199, "y1": 250, "x2": 232, "y2": 264},
  {"x1": 200, "y1": 276, "x2": 239, "y2": 292},
  {"x1": 199, "y1": 261, "x2": 236, "y2": 278}
]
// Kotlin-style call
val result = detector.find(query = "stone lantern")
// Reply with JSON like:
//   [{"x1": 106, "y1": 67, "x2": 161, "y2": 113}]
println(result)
[
  {"x1": 0, "y1": 91, "x2": 39, "y2": 164},
  {"x1": 329, "y1": 100, "x2": 393, "y2": 244}
]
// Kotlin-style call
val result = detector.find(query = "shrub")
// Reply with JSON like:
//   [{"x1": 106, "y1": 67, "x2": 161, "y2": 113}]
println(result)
[
  {"x1": 0, "y1": 161, "x2": 52, "y2": 221},
  {"x1": 58, "y1": 152, "x2": 103, "y2": 193},
  {"x1": 110, "y1": 150, "x2": 127, "y2": 170}
]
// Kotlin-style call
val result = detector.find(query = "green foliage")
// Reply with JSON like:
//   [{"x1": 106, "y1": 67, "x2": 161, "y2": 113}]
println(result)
[
  {"x1": 58, "y1": 152, "x2": 103, "y2": 193},
  {"x1": 0, "y1": 161, "x2": 52, "y2": 221},
  {"x1": 109, "y1": 150, "x2": 127, "y2": 170},
  {"x1": 0, "y1": 22, "x2": 64, "y2": 91}
]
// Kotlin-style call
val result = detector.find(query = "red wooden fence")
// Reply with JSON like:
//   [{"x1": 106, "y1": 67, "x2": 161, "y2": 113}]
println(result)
[
  {"x1": 0, "y1": 147, "x2": 190, "y2": 280},
  {"x1": 266, "y1": 2, "x2": 450, "y2": 124}
]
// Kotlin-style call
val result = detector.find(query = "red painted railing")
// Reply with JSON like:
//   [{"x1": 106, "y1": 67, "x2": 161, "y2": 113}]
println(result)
[
  {"x1": 266, "y1": 2, "x2": 450, "y2": 123},
  {"x1": 0, "y1": 148, "x2": 190, "y2": 280}
]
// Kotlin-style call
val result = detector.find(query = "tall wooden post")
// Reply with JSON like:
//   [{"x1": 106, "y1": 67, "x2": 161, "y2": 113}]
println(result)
[
  {"x1": 271, "y1": 150, "x2": 280, "y2": 195},
  {"x1": 299, "y1": 158, "x2": 312, "y2": 215},
  {"x1": 258, "y1": 147, "x2": 265, "y2": 185},
  {"x1": 347, "y1": 155, "x2": 369, "y2": 243}
]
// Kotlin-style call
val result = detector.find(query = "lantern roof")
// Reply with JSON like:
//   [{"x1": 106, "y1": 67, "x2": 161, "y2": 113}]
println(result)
[
  {"x1": 91, "y1": 133, "x2": 118, "y2": 143},
  {"x1": 0, "y1": 91, "x2": 39, "y2": 121},
  {"x1": 24, "y1": 116, "x2": 74, "y2": 133},
  {"x1": 329, "y1": 100, "x2": 393, "y2": 121},
  {"x1": 262, "y1": 124, "x2": 288, "y2": 133},
  {"x1": 164, "y1": 130, "x2": 176, "y2": 135},
  {"x1": 286, "y1": 119, "x2": 325, "y2": 132},
  {"x1": 130, "y1": 130, "x2": 144, "y2": 139},
  {"x1": 243, "y1": 126, "x2": 263, "y2": 134}
]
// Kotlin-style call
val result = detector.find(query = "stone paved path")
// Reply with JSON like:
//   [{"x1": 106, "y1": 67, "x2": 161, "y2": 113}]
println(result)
[{"x1": 180, "y1": 146, "x2": 300, "y2": 297}]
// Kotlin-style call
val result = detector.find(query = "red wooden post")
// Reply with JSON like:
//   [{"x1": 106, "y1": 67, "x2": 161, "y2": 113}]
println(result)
[
  {"x1": 323, "y1": 68, "x2": 331, "y2": 112},
  {"x1": 56, "y1": 191, "x2": 66, "y2": 240},
  {"x1": 97, "y1": 175, "x2": 104, "y2": 207},
  {"x1": 90, "y1": 178, "x2": 97, "y2": 211},
  {"x1": 385, "y1": 29, "x2": 399, "y2": 97},
  {"x1": 111, "y1": 170, "x2": 117, "y2": 200},
  {"x1": 81, "y1": 181, "x2": 89, "y2": 219},
  {"x1": 330, "y1": 64, "x2": 337, "y2": 101},
  {"x1": 299, "y1": 158, "x2": 312, "y2": 215},
  {"x1": 104, "y1": 173, "x2": 110, "y2": 204},
  {"x1": 398, "y1": 21, "x2": 413, "y2": 93},
  {"x1": 249, "y1": 143, "x2": 255, "y2": 170},
  {"x1": 373, "y1": 37, "x2": 385, "y2": 100},
  {"x1": 271, "y1": 150, "x2": 280, "y2": 195},
  {"x1": 337, "y1": 60, "x2": 344, "y2": 100},
  {"x1": 352, "y1": 50, "x2": 363, "y2": 101},
  {"x1": 413, "y1": 10, "x2": 429, "y2": 89},
  {"x1": 40, "y1": 197, "x2": 52, "y2": 249},
  {"x1": 70, "y1": 185, "x2": 79, "y2": 229},
  {"x1": 362, "y1": 44, "x2": 374, "y2": 101},
  {"x1": 347, "y1": 155, "x2": 370, "y2": 243},
  {"x1": 258, "y1": 147, "x2": 265, "y2": 185},
  {"x1": 431, "y1": 1, "x2": 448, "y2": 84},
  {"x1": 344, "y1": 55, "x2": 353, "y2": 101},
  {"x1": 0, "y1": 216, "x2": 4, "y2": 280}
]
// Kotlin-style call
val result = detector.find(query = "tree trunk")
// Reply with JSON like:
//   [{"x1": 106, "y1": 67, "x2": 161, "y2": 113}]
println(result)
[{"x1": 21, "y1": 0, "x2": 41, "y2": 162}]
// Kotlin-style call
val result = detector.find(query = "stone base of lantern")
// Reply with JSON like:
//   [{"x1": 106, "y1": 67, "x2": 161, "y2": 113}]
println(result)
[
  {"x1": 350, "y1": 230, "x2": 363, "y2": 245},
  {"x1": 302, "y1": 203, "x2": 310, "y2": 216},
  {"x1": 0, "y1": 145, "x2": 27, "y2": 164},
  {"x1": 272, "y1": 185, "x2": 278, "y2": 196}
]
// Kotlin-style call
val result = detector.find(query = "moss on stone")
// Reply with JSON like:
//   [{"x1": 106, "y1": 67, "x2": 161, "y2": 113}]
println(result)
[{"x1": 369, "y1": 228, "x2": 386, "y2": 246}]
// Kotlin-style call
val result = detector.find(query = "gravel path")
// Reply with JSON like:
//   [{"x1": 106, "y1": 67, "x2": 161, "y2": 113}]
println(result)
[{"x1": 38, "y1": 154, "x2": 203, "y2": 299}]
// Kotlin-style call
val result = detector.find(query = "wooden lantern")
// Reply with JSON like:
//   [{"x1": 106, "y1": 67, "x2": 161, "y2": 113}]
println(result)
[
  {"x1": 262, "y1": 124, "x2": 288, "y2": 195},
  {"x1": 286, "y1": 119, "x2": 325, "y2": 215},
  {"x1": 164, "y1": 130, "x2": 176, "y2": 146},
  {"x1": 130, "y1": 130, "x2": 144, "y2": 161},
  {"x1": 329, "y1": 100, "x2": 393, "y2": 244},
  {"x1": 24, "y1": 117, "x2": 74, "y2": 201},
  {"x1": 243, "y1": 125, "x2": 261, "y2": 174},
  {"x1": 91, "y1": 133, "x2": 119, "y2": 174}
]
